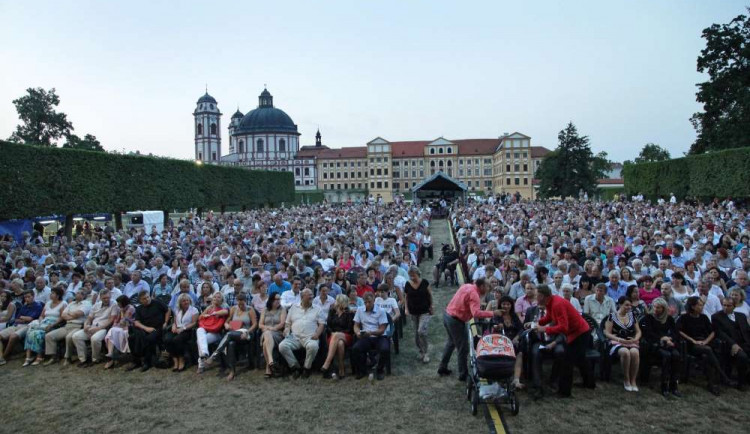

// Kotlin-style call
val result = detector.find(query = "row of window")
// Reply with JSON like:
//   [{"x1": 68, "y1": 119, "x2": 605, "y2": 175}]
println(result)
[
  {"x1": 322, "y1": 161, "x2": 365, "y2": 168},
  {"x1": 235, "y1": 138, "x2": 287, "y2": 154},
  {"x1": 322, "y1": 177, "x2": 528, "y2": 191}
]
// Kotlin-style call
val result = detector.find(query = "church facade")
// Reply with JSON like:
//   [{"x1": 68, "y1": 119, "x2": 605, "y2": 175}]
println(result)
[{"x1": 194, "y1": 88, "x2": 550, "y2": 200}]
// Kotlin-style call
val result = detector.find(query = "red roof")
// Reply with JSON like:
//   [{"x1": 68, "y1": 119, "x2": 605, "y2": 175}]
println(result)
[
  {"x1": 454, "y1": 139, "x2": 501, "y2": 155},
  {"x1": 316, "y1": 146, "x2": 368, "y2": 159},
  {"x1": 530, "y1": 146, "x2": 551, "y2": 158},
  {"x1": 391, "y1": 141, "x2": 430, "y2": 157},
  {"x1": 296, "y1": 146, "x2": 329, "y2": 157}
]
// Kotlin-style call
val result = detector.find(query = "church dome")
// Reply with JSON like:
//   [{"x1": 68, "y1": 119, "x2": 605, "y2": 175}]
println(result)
[
  {"x1": 234, "y1": 88, "x2": 299, "y2": 135},
  {"x1": 196, "y1": 92, "x2": 217, "y2": 104}
]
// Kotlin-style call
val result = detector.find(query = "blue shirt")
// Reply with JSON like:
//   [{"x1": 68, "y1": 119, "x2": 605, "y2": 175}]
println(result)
[
  {"x1": 606, "y1": 281, "x2": 628, "y2": 301},
  {"x1": 13, "y1": 301, "x2": 44, "y2": 325},
  {"x1": 268, "y1": 281, "x2": 291, "y2": 298}
]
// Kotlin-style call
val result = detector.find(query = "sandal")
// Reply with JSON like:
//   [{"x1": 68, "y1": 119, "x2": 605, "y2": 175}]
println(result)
[
  {"x1": 22, "y1": 358, "x2": 33, "y2": 367},
  {"x1": 32, "y1": 358, "x2": 44, "y2": 366}
]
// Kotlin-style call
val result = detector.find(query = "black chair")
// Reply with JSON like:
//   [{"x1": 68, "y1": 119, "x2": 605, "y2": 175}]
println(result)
[{"x1": 581, "y1": 314, "x2": 602, "y2": 379}]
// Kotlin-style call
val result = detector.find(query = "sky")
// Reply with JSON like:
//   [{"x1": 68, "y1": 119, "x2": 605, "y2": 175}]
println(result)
[{"x1": 0, "y1": 1, "x2": 746, "y2": 163}]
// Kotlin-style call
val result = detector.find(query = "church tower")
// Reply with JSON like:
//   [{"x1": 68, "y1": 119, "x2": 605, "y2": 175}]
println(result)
[
  {"x1": 315, "y1": 128, "x2": 322, "y2": 147},
  {"x1": 194, "y1": 90, "x2": 222, "y2": 163}
]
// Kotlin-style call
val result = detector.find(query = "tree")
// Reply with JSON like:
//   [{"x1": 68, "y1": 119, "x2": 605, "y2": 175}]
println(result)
[
  {"x1": 8, "y1": 88, "x2": 73, "y2": 146},
  {"x1": 689, "y1": 9, "x2": 750, "y2": 154},
  {"x1": 634, "y1": 143, "x2": 671, "y2": 163},
  {"x1": 537, "y1": 122, "x2": 606, "y2": 199},
  {"x1": 63, "y1": 133, "x2": 105, "y2": 152}
]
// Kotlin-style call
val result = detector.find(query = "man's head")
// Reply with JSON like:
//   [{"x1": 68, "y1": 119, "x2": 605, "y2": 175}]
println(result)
[
  {"x1": 34, "y1": 277, "x2": 46, "y2": 290},
  {"x1": 475, "y1": 278, "x2": 490, "y2": 296},
  {"x1": 363, "y1": 291, "x2": 376, "y2": 311},
  {"x1": 99, "y1": 289, "x2": 111, "y2": 306},
  {"x1": 300, "y1": 288, "x2": 313, "y2": 306},
  {"x1": 273, "y1": 273, "x2": 283, "y2": 285},
  {"x1": 138, "y1": 290, "x2": 151, "y2": 306},
  {"x1": 608, "y1": 270, "x2": 619, "y2": 286},
  {"x1": 292, "y1": 277, "x2": 303, "y2": 293},
  {"x1": 595, "y1": 283, "x2": 606, "y2": 300},
  {"x1": 722, "y1": 297, "x2": 735, "y2": 315},
  {"x1": 535, "y1": 285, "x2": 553, "y2": 307},
  {"x1": 23, "y1": 289, "x2": 34, "y2": 305},
  {"x1": 131, "y1": 270, "x2": 141, "y2": 283}
]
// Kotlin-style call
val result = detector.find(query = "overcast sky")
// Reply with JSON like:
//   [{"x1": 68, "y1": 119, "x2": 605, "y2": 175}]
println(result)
[{"x1": 1, "y1": 1, "x2": 745, "y2": 162}]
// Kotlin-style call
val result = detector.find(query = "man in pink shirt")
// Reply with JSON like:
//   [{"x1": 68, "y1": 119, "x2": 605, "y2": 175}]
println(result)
[
  {"x1": 438, "y1": 278, "x2": 501, "y2": 381},
  {"x1": 515, "y1": 282, "x2": 538, "y2": 322}
]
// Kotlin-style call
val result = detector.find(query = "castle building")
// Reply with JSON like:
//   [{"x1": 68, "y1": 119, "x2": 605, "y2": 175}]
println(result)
[{"x1": 194, "y1": 88, "x2": 551, "y2": 201}]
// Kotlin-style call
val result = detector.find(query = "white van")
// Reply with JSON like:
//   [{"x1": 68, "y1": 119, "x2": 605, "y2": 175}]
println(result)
[{"x1": 124, "y1": 211, "x2": 164, "y2": 233}]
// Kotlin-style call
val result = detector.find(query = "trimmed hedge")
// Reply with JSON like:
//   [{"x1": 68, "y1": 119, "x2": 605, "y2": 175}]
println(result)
[
  {"x1": 293, "y1": 191, "x2": 325, "y2": 205},
  {"x1": 623, "y1": 147, "x2": 750, "y2": 200},
  {"x1": 0, "y1": 140, "x2": 294, "y2": 219}
]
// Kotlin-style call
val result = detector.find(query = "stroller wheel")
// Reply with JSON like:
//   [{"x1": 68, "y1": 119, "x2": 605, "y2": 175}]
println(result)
[
  {"x1": 466, "y1": 376, "x2": 473, "y2": 401},
  {"x1": 471, "y1": 387, "x2": 479, "y2": 416},
  {"x1": 509, "y1": 392, "x2": 520, "y2": 416}
]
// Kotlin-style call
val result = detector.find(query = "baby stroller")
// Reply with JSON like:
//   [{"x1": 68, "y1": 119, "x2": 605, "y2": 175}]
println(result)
[{"x1": 466, "y1": 321, "x2": 520, "y2": 416}]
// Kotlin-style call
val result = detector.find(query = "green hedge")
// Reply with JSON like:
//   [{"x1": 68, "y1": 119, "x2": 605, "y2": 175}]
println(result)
[
  {"x1": 623, "y1": 147, "x2": 750, "y2": 200},
  {"x1": 293, "y1": 191, "x2": 325, "y2": 205},
  {"x1": 0, "y1": 140, "x2": 294, "y2": 219}
]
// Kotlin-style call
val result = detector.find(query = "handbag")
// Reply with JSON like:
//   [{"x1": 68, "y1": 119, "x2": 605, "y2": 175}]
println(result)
[{"x1": 199, "y1": 313, "x2": 226, "y2": 334}]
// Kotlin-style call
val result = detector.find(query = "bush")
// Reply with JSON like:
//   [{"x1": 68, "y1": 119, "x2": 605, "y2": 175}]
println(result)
[
  {"x1": 293, "y1": 191, "x2": 325, "y2": 205},
  {"x1": 0, "y1": 140, "x2": 294, "y2": 219},
  {"x1": 623, "y1": 147, "x2": 750, "y2": 200}
]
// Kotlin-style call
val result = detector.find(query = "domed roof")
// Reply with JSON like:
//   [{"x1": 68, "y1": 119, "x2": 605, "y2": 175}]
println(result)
[
  {"x1": 197, "y1": 92, "x2": 217, "y2": 104},
  {"x1": 231, "y1": 109, "x2": 244, "y2": 119},
  {"x1": 233, "y1": 89, "x2": 299, "y2": 135}
]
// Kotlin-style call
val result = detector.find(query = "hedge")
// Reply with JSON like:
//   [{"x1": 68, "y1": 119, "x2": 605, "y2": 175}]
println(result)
[
  {"x1": 293, "y1": 191, "x2": 325, "y2": 205},
  {"x1": 0, "y1": 140, "x2": 294, "y2": 219},
  {"x1": 623, "y1": 147, "x2": 750, "y2": 200}
]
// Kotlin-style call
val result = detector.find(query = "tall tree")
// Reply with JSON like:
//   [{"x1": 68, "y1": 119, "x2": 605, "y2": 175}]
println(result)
[
  {"x1": 536, "y1": 122, "x2": 606, "y2": 199},
  {"x1": 63, "y1": 133, "x2": 105, "y2": 152},
  {"x1": 689, "y1": 9, "x2": 750, "y2": 154},
  {"x1": 635, "y1": 143, "x2": 671, "y2": 163},
  {"x1": 8, "y1": 87, "x2": 73, "y2": 146}
]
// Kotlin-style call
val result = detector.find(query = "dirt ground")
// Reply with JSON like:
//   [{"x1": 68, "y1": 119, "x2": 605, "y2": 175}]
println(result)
[{"x1": 1, "y1": 220, "x2": 748, "y2": 434}]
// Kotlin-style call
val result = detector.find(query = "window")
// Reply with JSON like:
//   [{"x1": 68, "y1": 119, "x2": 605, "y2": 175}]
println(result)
[
  {"x1": 376, "y1": 157, "x2": 382, "y2": 163},
  {"x1": 337, "y1": 184, "x2": 342, "y2": 190},
  {"x1": 256, "y1": 139, "x2": 264, "y2": 153},
  {"x1": 344, "y1": 183, "x2": 348, "y2": 189},
  {"x1": 523, "y1": 164, "x2": 528, "y2": 172},
  {"x1": 514, "y1": 164, "x2": 519, "y2": 172},
  {"x1": 393, "y1": 161, "x2": 399, "y2": 167},
  {"x1": 343, "y1": 172, "x2": 348, "y2": 178},
  {"x1": 419, "y1": 170, "x2": 424, "y2": 177},
  {"x1": 295, "y1": 180, "x2": 301, "y2": 186},
  {"x1": 393, "y1": 182, "x2": 400, "y2": 190},
  {"x1": 358, "y1": 172, "x2": 362, "y2": 178},
  {"x1": 515, "y1": 177, "x2": 520, "y2": 185},
  {"x1": 358, "y1": 161, "x2": 362, "y2": 167},
  {"x1": 439, "y1": 147, "x2": 444, "y2": 154},
  {"x1": 384, "y1": 181, "x2": 388, "y2": 188},
  {"x1": 514, "y1": 153, "x2": 520, "y2": 159},
  {"x1": 412, "y1": 170, "x2": 416, "y2": 178},
  {"x1": 438, "y1": 160, "x2": 444, "y2": 167},
  {"x1": 238, "y1": 140, "x2": 244, "y2": 153},
  {"x1": 447, "y1": 160, "x2": 452, "y2": 167},
  {"x1": 295, "y1": 168, "x2": 301, "y2": 176},
  {"x1": 210, "y1": 123, "x2": 217, "y2": 135},
  {"x1": 447, "y1": 147, "x2": 452, "y2": 154},
  {"x1": 323, "y1": 173, "x2": 328, "y2": 179},
  {"x1": 350, "y1": 172, "x2": 354, "y2": 178},
  {"x1": 384, "y1": 168, "x2": 388, "y2": 175},
  {"x1": 522, "y1": 152, "x2": 528, "y2": 158},
  {"x1": 458, "y1": 159, "x2": 463, "y2": 166},
  {"x1": 484, "y1": 168, "x2": 492, "y2": 176},
  {"x1": 484, "y1": 158, "x2": 492, "y2": 165},
  {"x1": 370, "y1": 158, "x2": 374, "y2": 163},
  {"x1": 210, "y1": 104, "x2": 214, "y2": 110},
  {"x1": 358, "y1": 183, "x2": 362, "y2": 189},
  {"x1": 459, "y1": 168, "x2": 464, "y2": 176},
  {"x1": 336, "y1": 162, "x2": 340, "y2": 168},
  {"x1": 523, "y1": 177, "x2": 528, "y2": 185},
  {"x1": 475, "y1": 158, "x2": 479, "y2": 165},
  {"x1": 384, "y1": 157, "x2": 388, "y2": 163},
  {"x1": 430, "y1": 161, "x2": 435, "y2": 167},
  {"x1": 419, "y1": 160, "x2": 423, "y2": 166},
  {"x1": 485, "y1": 180, "x2": 492, "y2": 188},
  {"x1": 305, "y1": 168, "x2": 310, "y2": 176},
  {"x1": 467, "y1": 159, "x2": 472, "y2": 165},
  {"x1": 412, "y1": 160, "x2": 417, "y2": 166},
  {"x1": 505, "y1": 152, "x2": 511, "y2": 159},
  {"x1": 393, "y1": 171, "x2": 400, "y2": 178},
  {"x1": 197, "y1": 124, "x2": 203, "y2": 135},
  {"x1": 370, "y1": 182, "x2": 374, "y2": 188},
  {"x1": 506, "y1": 164, "x2": 511, "y2": 172},
  {"x1": 447, "y1": 168, "x2": 452, "y2": 176},
  {"x1": 430, "y1": 148, "x2": 435, "y2": 155},
  {"x1": 336, "y1": 172, "x2": 341, "y2": 179},
  {"x1": 212, "y1": 152, "x2": 217, "y2": 161},
  {"x1": 506, "y1": 178, "x2": 511, "y2": 185},
  {"x1": 323, "y1": 184, "x2": 327, "y2": 190},
  {"x1": 376, "y1": 168, "x2": 382, "y2": 176},
  {"x1": 377, "y1": 182, "x2": 382, "y2": 189},
  {"x1": 323, "y1": 163, "x2": 327, "y2": 168}
]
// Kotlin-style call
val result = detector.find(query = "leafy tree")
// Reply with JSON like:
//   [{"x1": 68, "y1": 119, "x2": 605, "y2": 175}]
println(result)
[
  {"x1": 635, "y1": 143, "x2": 671, "y2": 163},
  {"x1": 689, "y1": 9, "x2": 750, "y2": 154},
  {"x1": 537, "y1": 122, "x2": 606, "y2": 199},
  {"x1": 8, "y1": 87, "x2": 73, "y2": 146},
  {"x1": 63, "y1": 133, "x2": 104, "y2": 152}
]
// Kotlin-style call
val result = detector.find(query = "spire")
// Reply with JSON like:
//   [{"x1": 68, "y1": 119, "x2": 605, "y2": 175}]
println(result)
[{"x1": 315, "y1": 128, "x2": 322, "y2": 147}]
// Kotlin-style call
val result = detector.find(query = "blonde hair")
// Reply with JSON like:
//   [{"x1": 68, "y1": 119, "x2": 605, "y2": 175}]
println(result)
[{"x1": 334, "y1": 294, "x2": 349, "y2": 311}]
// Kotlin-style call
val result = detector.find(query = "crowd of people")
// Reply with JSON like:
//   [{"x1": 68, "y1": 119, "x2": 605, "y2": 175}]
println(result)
[
  {"x1": 446, "y1": 197, "x2": 749, "y2": 399},
  {"x1": 0, "y1": 196, "x2": 749, "y2": 403},
  {"x1": 0, "y1": 203, "x2": 433, "y2": 382}
]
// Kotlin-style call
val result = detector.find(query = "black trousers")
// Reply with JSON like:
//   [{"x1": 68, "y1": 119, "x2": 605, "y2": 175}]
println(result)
[
  {"x1": 352, "y1": 336, "x2": 389, "y2": 374},
  {"x1": 129, "y1": 328, "x2": 162, "y2": 366},
  {"x1": 688, "y1": 343, "x2": 724, "y2": 386},
  {"x1": 217, "y1": 331, "x2": 252, "y2": 371},
  {"x1": 558, "y1": 331, "x2": 594, "y2": 396},
  {"x1": 725, "y1": 344, "x2": 750, "y2": 386},
  {"x1": 657, "y1": 347, "x2": 681, "y2": 387},
  {"x1": 530, "y1": 340, "x2": 564, "y2": 389},
  {"x1": 164, "y1": 330, "x2": 192, "y2": 358}
]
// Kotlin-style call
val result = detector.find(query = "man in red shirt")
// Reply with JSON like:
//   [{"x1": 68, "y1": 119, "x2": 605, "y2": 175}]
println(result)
[
  {"x1": 354, "y1": 272, "x2": 373, "y2": 297},
  {"x1": 535, "y1": 285, "x2": 595, "y2": 397},
  {"x1": 438, "y1": 278, "x2": 501, "y2": 381}
]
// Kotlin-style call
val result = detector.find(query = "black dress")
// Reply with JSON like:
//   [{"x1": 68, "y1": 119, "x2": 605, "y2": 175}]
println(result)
[{"x1": 404, "y1": 279, "x2": 431, "y2": 316}]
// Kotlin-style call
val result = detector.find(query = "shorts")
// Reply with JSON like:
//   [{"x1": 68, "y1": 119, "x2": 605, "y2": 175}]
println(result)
[
  {"x1": 327, "y1": 332, "x2": 353, "y2": 347},
  {"x1": 0, "y1": 324, "x2": 29, "y2": 340}
]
